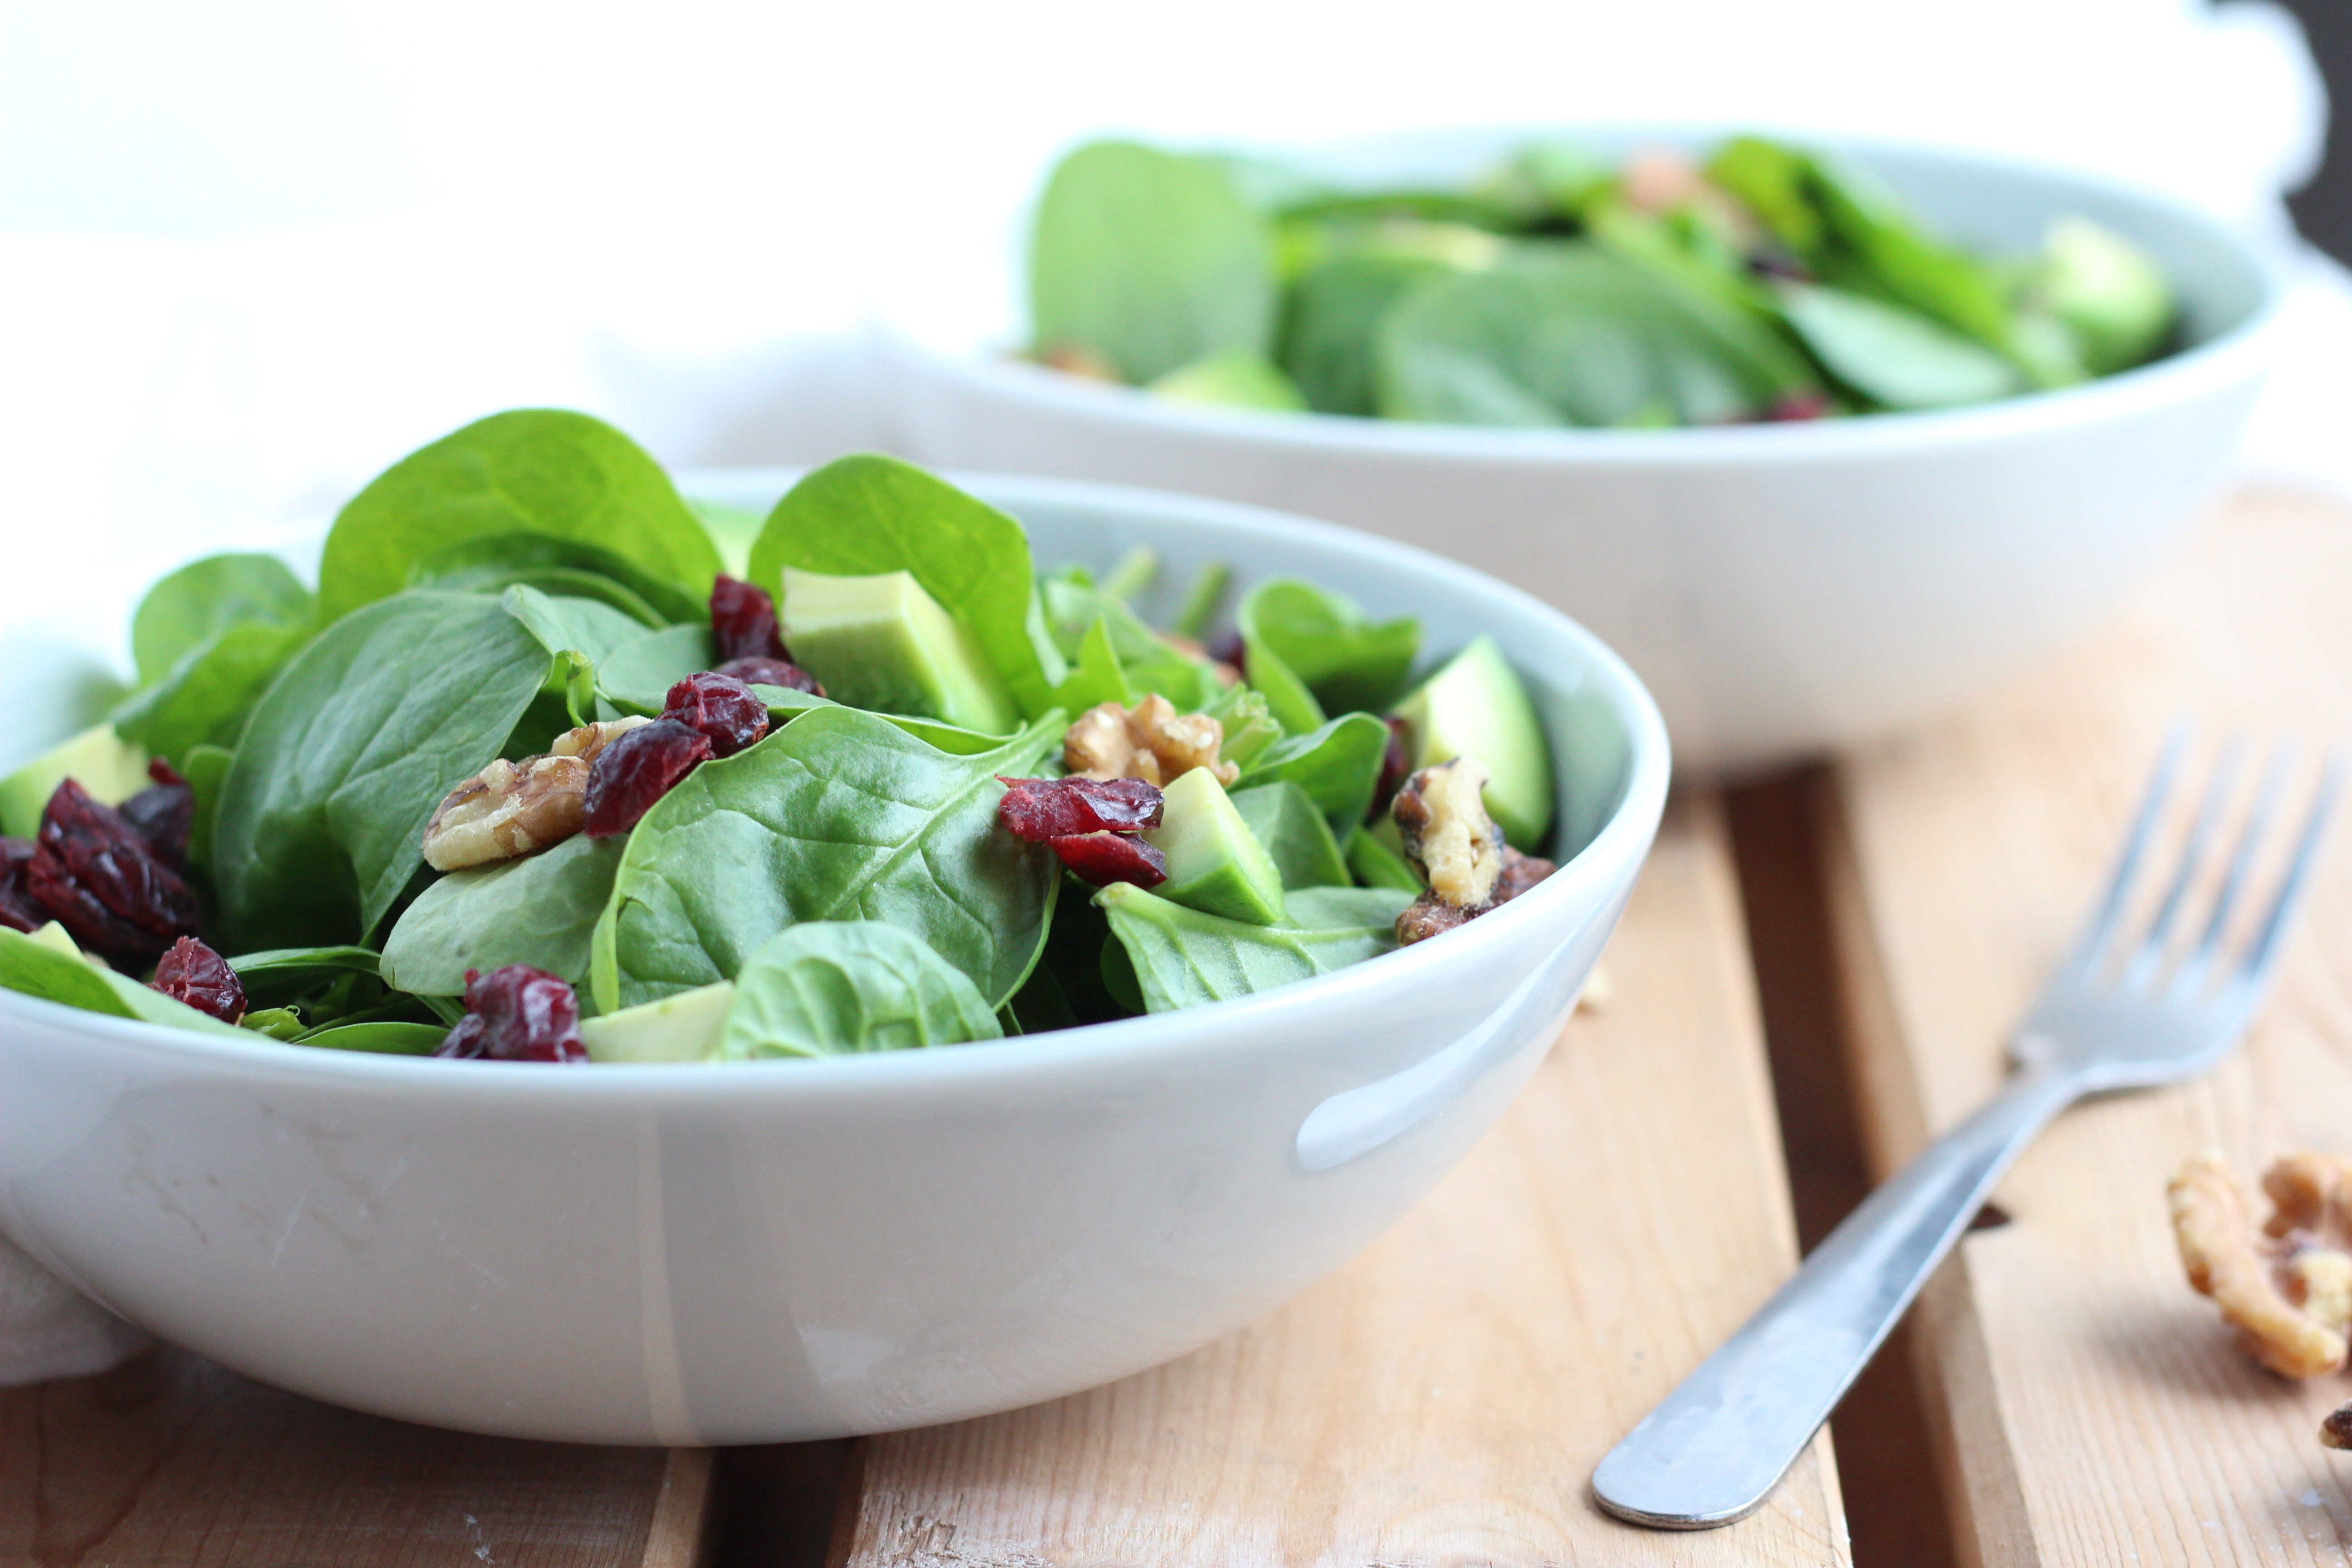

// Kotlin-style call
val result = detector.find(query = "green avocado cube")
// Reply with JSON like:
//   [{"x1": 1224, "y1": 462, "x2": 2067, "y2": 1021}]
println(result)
[
  {"x1": 1230, "y1": 781, "x2": 1350, "y2": 889},
  {"x1": 1143, "y1": 767, "x2": 1288, "y2": 925},
  {"x1": 780, "y1": 568, "x2": 1019, "y2": 736},
  {"x1": 1391, "y1": 635, "x2": 1553, "y2": 849},
  {"x1": 0, "y1": 723, "x2": 152, "y2": 839},
  {"x1": 580, "y1": 980, "x2": 735, "y2": 1064}
]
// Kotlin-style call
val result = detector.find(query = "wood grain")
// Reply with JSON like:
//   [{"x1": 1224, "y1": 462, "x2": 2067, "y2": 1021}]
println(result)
[
  {"x1": 0, "y1": 1346, "x2": 711, "y2": 1567},
  {"x1": 1826, "y1": 487, "x2": 2352, "y2": 1566},
  {"x1": 833, "y1": 795, "x2": 1851, "y2": 1568}
]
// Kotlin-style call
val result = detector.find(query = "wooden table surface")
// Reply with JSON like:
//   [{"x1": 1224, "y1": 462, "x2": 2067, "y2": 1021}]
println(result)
[{"x1": 12, "y1": 487, "x2": 2352, "y2": 1567}]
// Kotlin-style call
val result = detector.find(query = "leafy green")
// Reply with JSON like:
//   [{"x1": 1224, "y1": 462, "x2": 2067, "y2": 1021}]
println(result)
[
  {"x1": 591, "y1": 708, "x2": 1063, "y2": 1011},
  {"x1": 1779, "y1": 285, "x2": 2023, "y2": 410},
  {"x1": 211, "y1": 591, "x2": 556, "y2": 950},
  {"x1": 296, "y1": 1020, "x2": 445, "y2": 1055},
  {"x1": 1235, "y1": 578, "x2": 1418, "y2": 715},
  {"x1": 1204, "y1": 684, "x2": 1281, "y2": 770},
  {"x1": 1030, "y1": 140, "x2": 1278, "y2": 384},
  {"x1": 1039, "y1": 573, "x2": 1221, "y2": 711},
  {"x1": 182, "y1": 742, "x2": 233, "y2": 873},
  {"x1": 380, "y1": 833, "x2": 626, "y2": 994},
  {"x1": 1235, "y1": 712, "x2": 1390, "y2": 832},
  {"x1": 1345, "y1": 824, "x2": 1424, "y2": 892},
  {"x1": 407, "y1": 532, "x2": 706, "y2": 627},
  {"x1": 130, "y1": 553, "x2": 312, "y2": 686},
  {"x1": 113, "y1": 619, "x2": 309, "y2": 769},
  {"x1": 316, "y1": 409, "x2": 722, "y2": 624},
  {"x1": 1379, "y1": 246, "x2": 1817, "y2": 427},
  {"x1": 719, "y1": 921, "x2": 1002, "y2": 1058},
  {"x1": 1097, "y1": 882, "x2": 1411, "y2": 1013},
  {"x1": 1230, "y1": 781, "x2": 1351, "y2": 889},
  {"x1": 502, "y1": 585, "x2": 658, "y2": 672},
  {"x1": 749, "y1": 455, "x2": 1067, "y2": 718},
  {"x1": 0, "y1": 928, "x2": 250, "y2": 1036},
  {"x1": 1279, "y1": 252, "x2": 1450, "y2": 416},
  {"x1": 597, "y1": 623, "x2": 714, "y2": 714}
]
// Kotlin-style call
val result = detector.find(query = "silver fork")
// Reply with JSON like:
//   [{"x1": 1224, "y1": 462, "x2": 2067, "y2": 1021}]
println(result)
[{"x1": 1592, "y1": 730, "x2": 2344, "y2": 1529}]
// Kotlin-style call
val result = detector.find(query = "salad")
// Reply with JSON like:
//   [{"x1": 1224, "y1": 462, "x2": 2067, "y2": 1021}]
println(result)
[
  {"x1": 1026, "y1": 134, "x2": 2178, "y2": 426},
  {"x1": 0, "y1": 410, "x2": 1560, "y2": 1064}
]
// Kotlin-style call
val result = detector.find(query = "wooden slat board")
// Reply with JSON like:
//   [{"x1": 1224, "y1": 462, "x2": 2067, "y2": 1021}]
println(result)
[
  {"x1": 0, "y1": 1346, "x2": 711, "y2": 1566},
  {"x1": 1827, "y1": 488, "x2": 2352, "y2": 1566},
  {"x1": 833, "y1": 795, "x2": 1851, "y2": 1568}
]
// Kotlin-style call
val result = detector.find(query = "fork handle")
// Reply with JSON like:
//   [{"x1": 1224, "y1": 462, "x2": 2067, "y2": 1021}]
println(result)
[{"x1": 1591, "y1": 1065, "x2": 2080, "y2": 1528}]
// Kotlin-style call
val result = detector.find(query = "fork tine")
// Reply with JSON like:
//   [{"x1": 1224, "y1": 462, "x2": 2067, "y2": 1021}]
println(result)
[
  {"x1": 2063, "y1": 723, "x2": 2190, "y2": 978},
  {"x1": 2223, "y1": 750, "x2": 2344, "y2": 1010},
  {"x1": 2170, "y1": 742, "x2": 2291, "y2": 998},
  {"x1": 2120, "y1": 737, "x2": 2244, "y2": 990}
]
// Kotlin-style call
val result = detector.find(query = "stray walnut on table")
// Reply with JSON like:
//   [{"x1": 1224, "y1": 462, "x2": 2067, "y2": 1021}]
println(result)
[{"x1": 2169, "y1": 1150, "x2": 2352, "y2": 1380}]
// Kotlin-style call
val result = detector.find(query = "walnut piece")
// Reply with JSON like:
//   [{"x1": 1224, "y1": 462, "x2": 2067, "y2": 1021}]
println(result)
[
  {"x1": 1395, "y1": 846, "x2": 1555, "y2": 947},
  {"x1": 1063, "y1": 694, "x2": 1238, "y2": 787},
  {"x1": 422, "y1": 717, "x2": 651, "y2": 871},
  {"x1": 2169, "y1": 1150, "x2": 2352, "y2": 1378},
  {"x1": 1392, "y1": 758, "x2": 1503, "y2": 907}
]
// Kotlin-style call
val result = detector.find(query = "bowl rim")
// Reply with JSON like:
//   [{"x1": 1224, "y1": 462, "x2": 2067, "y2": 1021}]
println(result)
[
  {"x1": 903, "y1": 123, "x2": 2288, "y2": 466},
  {"x1": 0, "y1": 471, "x2": 1671, "y2": 1097}
]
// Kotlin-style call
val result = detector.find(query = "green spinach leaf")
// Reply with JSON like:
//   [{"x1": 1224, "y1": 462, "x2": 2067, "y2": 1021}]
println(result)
[
  {"x1": 598, "y1": 623, "x2": 715, "y2": 714},
  {"x1": 1344, "y1": 825, "x2": 1424, "y2": 892},
  {"x1": 1097, "y1": 882, "x2": 1410, "y2": 1013},
  {"x1": 1235, "y1": 712, "x2": 1390, "y2": 832},
  {"x1": 1230, "y1": 781, "x2": 1351, "y2": 889},
  {"x1": 748, "y1": 455, "x2": 1068, "y2": 719},
  {"x1": 408, "y1": 532, "x2": 706, "y2": 627},
  {"x1": 1779, "y1": 284, "x2": 2022, "y2": 409},
  {"x1": 380, "y1": 832, "x2": 626, "y2": 994},
  {"x1": 296, "y1": 1020, "x2": 446, "y2": 1055},
  {"x1": 592, "y1": 708, "x2": 1063, "y2": 1011},
  {"x1": 720, "y1": 921, "x2": 1002, "y2": 1058},
  {"x1": 182, "y1": 741, "x2": 234, "y2": 875},
  {"x1": 1236, "y1": 578, "x2": 1418, "y2": 715},
  {"x1": 211, "y1": 591, "x2": 556, "y2": 950},
  {"x1": 1279, "y1": 251, "x2": 1449, "y2": 416},
  {"x1": 316, "y1": 409, "x2": 722, "y2": 624},
  {"x1": 130, "y1": 553, "x2": 311, "y2": 686},
  {"x1": 113, "y1": 619, "x2": 308, "y2": 769},
  {"x1": 1030, "y1": 140, "x2": 1278, "y2": 384}
]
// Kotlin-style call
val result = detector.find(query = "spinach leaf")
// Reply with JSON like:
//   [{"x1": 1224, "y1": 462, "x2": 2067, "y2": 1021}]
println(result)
[
  {"x1": 719, "y1": 921, "x2": 1003, "y2": 1058},
  {"x1": 591, "y1": 708, "x2": 1063, "y2": 1011},
  {"x1": 380, "y1": 833, "x2": 625, "y2": 994},
  {"x1": 1204, "y1": 685, "x2": 1280, "y2": 770},
  {"x1": 1344, "y1": 825, "x2": 1424, "y2": 892},
  {"x1": 0, "y1": 927, "x2": 250, "y2": 1036},
  {"x1": 748, "y1": 455, "x2": 1067, "y2": 719},
  {"x1": 598, "y1": 623, "x2": 715, "y2": 715},
  {"x1": 1703, "y1": 136, "x2": 1825, "y2": 255},
  {"x1": 408, "y1": 532, "x2": 706, "y2": 627},
  {"x1": 1030, "y1": 140, "x2": 1277, "y2": 385},
  {"x1": 182, "y1": 741, "x2": 233, "y2": 875},
  {"x1": 1779, "y1": 285, "x2": 2022, "y2": 410},
  {"x1": 1039, "y1": 575, "x2": 1220, "y2": 711},
  {"x1": 112, "y1": 619, "x2": 308, "y2": 769},
  {"x1": 130, "y1": 553, "x2": 312, "y2": 686},
  {"x1": 240, "y1": 1007, "x2": 307, "y2": 1039},
  {"x1": 316, "y1": 409, "x2": 722, "y2": 624},
  {"x1": 228, "y1": 944, "x2": 381, "y2": 993},
  {"x1": 1236, "y1": 578, "x2": 1418, "y2": 715},
  {"x1": 502, "y1": 585, "x2": 657, "y2": 671},
  {"x1": 296, "y1": 1020, "x2": 445, "y2": 1055},
  {"x1": 1230, "y1": 781, "x2": 1351, "y2": 889},
  {"x1": 1053, "y1": 617, "x2": 1136, "y2": 713},
  {"x1": 1378, "y1": 246, "x2": 1816, "y2": 427},
  {"x1": 1805, "y1": 152, "x2": 2018, "y2": 353},
  {"x1": 1279, "y1": 251, "x2": 1449, "y2": 416},
  {"x1": 686, "y1": 496, "x2": 766, "y2": 577},
  {"x1": 1003, "y1": 884, "x2": 1131, "y2": 1032},
  {"x1": 1235, "y1": 712, "x2": 1390, "y2": 832},
  {"x1": 211, "y1": 591, "x2": 556, "y2": 951},
  {"x1": 1097, "y1": 882, "x2": 1410, "y2": 1013}
]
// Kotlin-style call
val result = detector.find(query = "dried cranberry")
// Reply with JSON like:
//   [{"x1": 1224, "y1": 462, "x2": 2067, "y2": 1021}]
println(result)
[
  {"x1": 1051, "y1": 831, "x2": 1168, "y2": 888},
  {"x1": 996, "y1": 776, "x2": 1164, "y2": 840},
  {"x1": 436, "y1": 964, "x2": 587, "y2": 1063},
  {"x1": 1369, "y1": 717, "x2": 1412, "y2": 821},
  {"x1": 118, "y1": 758, "x2": 194, "y2": 869},
  {"x1": 1765, "y1": 391, "x2": 1833, "y2": 422},
  {"x1": 0, "y1": 838, "x2": 41, "y2": 934},
  {"x1": 710, "y1": 575, "x2": 790, "y2": 664},
  {"x1": 663, "y1": 671, "x2": 771, "y2": 757},
  {"x1": 1212, "y1": 631, "x2": 1247, "y2": 675},
  {"x1": 583, "y1": 719, "x2": 713, "y2": 838},
  {"x1": 150, "y1": 936, "x2": 246, "y2": 1023},
  {"x1": 712, "y1": 656, "x2": 824, "y2": 696},
  {"x1": 25, "y1": 779, "x2": 204, "y2": 968}
]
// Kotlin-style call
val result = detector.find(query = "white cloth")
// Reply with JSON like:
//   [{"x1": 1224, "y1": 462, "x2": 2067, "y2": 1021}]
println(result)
[{"x1": 0, "y1": 0, "x2": 2338, "y2": 1384}]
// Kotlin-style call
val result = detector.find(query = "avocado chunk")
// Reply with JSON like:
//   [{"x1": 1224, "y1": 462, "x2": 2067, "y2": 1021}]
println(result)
[
  {"x1": 1230, "y1": 781, "x2": 1350, "y2": 889},
  {"x1": 780, "y1": 568, "x2": 1019, "y2": 736},
  {"x1": 579, "y1": 980, "x2": 734, "y2": 1064},
  {"x1": 1391, "y1": 635, "x2": 1553, "y2": 848},
  {"x1": 1142, "y1": 767, "x2": 1287, "y2": 925},
  {"x1": 2041, "y1": 216, "x2": 2173, "y2": 375},
  {"x1": 0, "y1": 723, "x2": 151, "y2": 839}
]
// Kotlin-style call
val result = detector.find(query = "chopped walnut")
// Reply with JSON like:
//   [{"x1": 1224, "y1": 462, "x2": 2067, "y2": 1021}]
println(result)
[
  {"x1": 1063, "y1": 694, "x2": 1238, "y2": 787},
  {"x1": 1038, "y1": 342, "x2": 1121, "y2": 381},
  {"x1": 1392, "y1": 758, "x2": 1503, "y2": 907},
  {"x1": 1394, "y1": 846, "x2": 1557, "y2": 947},
  {"x1": 422, "y1": 717, "x2": 651, "y2": 871},
  {"x1": 2169, "y1": 1150, "x2": 2352, "y2": 1378}
]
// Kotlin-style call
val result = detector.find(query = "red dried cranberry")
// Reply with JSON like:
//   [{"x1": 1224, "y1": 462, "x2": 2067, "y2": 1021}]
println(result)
[
  {"x1": 583, "y1": 719, "x2": 713, "y2": 838},
  {"x1": 710, "y1": 575, "x2": 790, "y2": 664},
  {"x1": 25, "y1": 779, "x2": 204, "y2": 968},
  {"x1": 712, "y1": 655, "x2": 824, "y2": 696},
  {"x1": 663, "y1": 671, "x2": 771, "y2": 757},
  {"x1": 1212, "y1": 631, "x2": 1247, "y2": 675},
  {"x1": 1051, "y1": 831, "x2": 1168, "y2": 888},
  {"x1": 1369, "y1": 717, "x2": 1412, "y2": 821},
  {"x1": 118, "y1": 758, "x2": 194, "y2": 869},
  {"x1": 0, "y1": 838, "x2": 41, "y2": 934},
  {"x1": 996, "y1": 776, "x2": 1165, "y2": 840},
  {"x1": 436, "y1": 964, "x2": 587, "y2": 1063},
  {"x1": 1765, "y1": 391, "x2": 1833, "y2": 422},
  {"x1": 150, "y1": 936, "x2": 246, "y2": 1023}
]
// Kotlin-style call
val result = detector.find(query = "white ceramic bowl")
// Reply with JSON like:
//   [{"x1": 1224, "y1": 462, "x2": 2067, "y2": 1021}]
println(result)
[
  {"x1": 0, "y1": 473, "x2": 1667, "y2": 1444},
  {"x1": 885, "y1": 131, "x2": 2283, "y2": 775}
]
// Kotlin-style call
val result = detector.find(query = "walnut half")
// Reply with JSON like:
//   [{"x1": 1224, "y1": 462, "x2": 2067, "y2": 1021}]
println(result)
[
  {"x1": 421, "y1": 717, "x2": 650, "y2": 872},
  {"x1": 1063, "y1": 694, "x2": 1238, "y2": 787},
  {"x1": 2169, "y1": 1150, "x2": 2352, "y2": 1379},
  {"x1": 1390, "y1": 758, "x2": 1555, "y2": 947}
]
